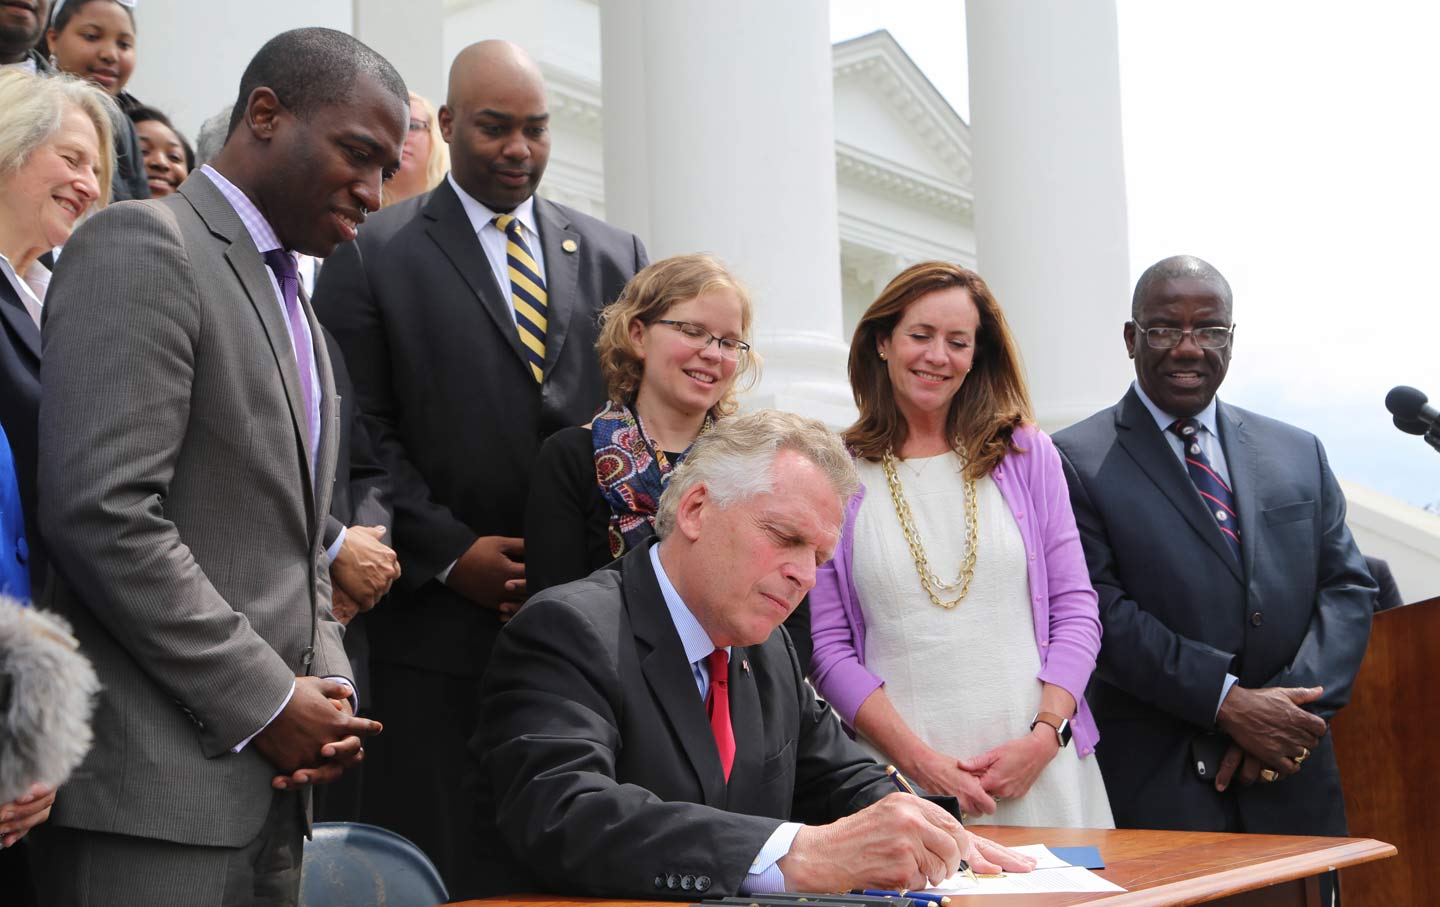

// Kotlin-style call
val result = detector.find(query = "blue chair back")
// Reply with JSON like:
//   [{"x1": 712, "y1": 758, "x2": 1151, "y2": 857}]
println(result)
[{"x1": 300, "y1": 821, "x2": 449, "y2": 907}]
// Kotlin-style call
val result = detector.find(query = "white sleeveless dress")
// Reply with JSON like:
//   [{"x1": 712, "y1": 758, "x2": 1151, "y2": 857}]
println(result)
[{"x1": 851, "y1": 454, "x2": 1113, "y2": 828}]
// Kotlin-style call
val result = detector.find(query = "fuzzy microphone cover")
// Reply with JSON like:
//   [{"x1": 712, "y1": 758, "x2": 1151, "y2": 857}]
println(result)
[{"x1": 0, "y1": 596, "x2": 100, "y2": 804}]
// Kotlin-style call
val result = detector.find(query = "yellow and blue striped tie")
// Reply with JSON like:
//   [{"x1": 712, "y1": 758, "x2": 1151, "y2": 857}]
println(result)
[{"x1": 494, "y1": 214, "x2": 547, "y2": 382}]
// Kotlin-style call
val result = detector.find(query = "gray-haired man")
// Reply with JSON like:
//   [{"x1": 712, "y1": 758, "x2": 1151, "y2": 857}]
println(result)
[{"x1": 467, "y1": 409, "x2": 1034, "y2": 900}]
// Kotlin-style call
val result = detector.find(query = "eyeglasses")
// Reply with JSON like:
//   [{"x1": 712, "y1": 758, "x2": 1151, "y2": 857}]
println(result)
[
  {"x1": 1131, "y1": 322, "x2": 1235, "y2": 350},
  {"x1": 408, "y1": 119, "x2": 430, "y2": 133},
  {"x1": 653, "y1": 320, "x2": 751, "y2": 361}
]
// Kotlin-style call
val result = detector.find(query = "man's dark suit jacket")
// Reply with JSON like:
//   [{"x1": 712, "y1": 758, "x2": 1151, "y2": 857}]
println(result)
[
  {"x1": 468, "y1": 541, "x2": 893, "y2": 900},
  {"x1": 314, "y1": 178, "x2": 648, "y2": 674},
  {"x1": 1053, "y1": 387, "x2": 1375, "y2": 836},
  {"x1": 0, "y1": 274, "x2": 43, "y2": 592},
  {"x1": 321, "y1": 326, "x2": 392, "y2": 706}
]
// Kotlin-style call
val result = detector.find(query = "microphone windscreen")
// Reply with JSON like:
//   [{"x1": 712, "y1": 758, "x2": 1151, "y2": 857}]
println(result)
[
  {"x1": 1385, "y1": 385, "x2": 1429, "y2": 420},
  {"x1": 1394, "y1": 414, "x2": 1428, "y2": 435},
  {"x1": 0, "y1": 598, "x2": 99, "y2": 804}
]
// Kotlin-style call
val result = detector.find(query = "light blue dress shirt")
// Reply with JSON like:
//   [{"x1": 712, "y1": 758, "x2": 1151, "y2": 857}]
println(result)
[{"x1": 648, "y1": 544, "x2": 801, "y2": 893}]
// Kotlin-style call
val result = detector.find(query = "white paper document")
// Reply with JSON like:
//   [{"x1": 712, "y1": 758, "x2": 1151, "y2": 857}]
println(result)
[{"x1": 925, "y1": 844, "x2": 1126, "y2": 896}]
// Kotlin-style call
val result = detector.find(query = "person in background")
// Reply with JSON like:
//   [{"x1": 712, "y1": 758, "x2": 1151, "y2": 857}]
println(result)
[
  {"x1": 380, "y1": 90, "x2": 448, "y2": 208},
  {"x1": 524, "y1": 253, "x2": 756, "y2": 592},
  {"x1": 314, "y1": 39, "x2": 647, "y2": 886},
  {"x1": 1053, "y1": 255, "x2": 1374, "y2": 907},
  {"x1": 128, "y1": 105, "x2": 192, "y2": 198},
  {"x1": 193, "y1": 103, "x2": 232, "y2": 170},
  {"x1": 0, "y1": 66, "x2": 110, "y2": 907},
  {"x1": 0, "y1": 0, "x2": 50, "y2": 72},
  {"x1": 42, "y1": 0, "x2": 145, "y2": 200},
  {"x1": 809, "y1": 261, "x2": 1112, "y2": 828},
  {"x1": 0, "y1": 69, "x2": 112, "y2": 599}
]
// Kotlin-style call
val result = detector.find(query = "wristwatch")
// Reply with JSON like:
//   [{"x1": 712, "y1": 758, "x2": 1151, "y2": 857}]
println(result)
[{"x1": 1030, "y1": 711, "x2": 1072, "y2": 748}]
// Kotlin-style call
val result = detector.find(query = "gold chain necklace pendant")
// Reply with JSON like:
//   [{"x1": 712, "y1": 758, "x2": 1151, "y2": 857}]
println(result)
[{"x1": 881, "y1": 448, "x2": 978, "y2": 610}]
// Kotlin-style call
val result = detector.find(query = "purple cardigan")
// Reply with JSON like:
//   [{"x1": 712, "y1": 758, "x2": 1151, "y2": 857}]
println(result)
[{"x1": 809, "y1": 424, "x2": 1102, "y2": 756}]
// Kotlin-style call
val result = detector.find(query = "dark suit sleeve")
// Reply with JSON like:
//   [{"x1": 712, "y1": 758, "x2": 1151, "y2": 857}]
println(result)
[
  {"x1": 314, "y1": 237, "x2": 473, "y2": 584},
  {"x1": 1266, "y1": 437, "x2": 1373, "y2": 720},
  {"x1": 479, "y1": 594, "x2": 781, "y2": 898},
  {"x1": 524, "y1": 426, "x2": 611, "y2": 594},
  {"x1": 344, "y1": 402, "x2": 393, "y2": 539},
  {"x1": 1057, "y1": 445, "x2": 1235, "y2": 728}
]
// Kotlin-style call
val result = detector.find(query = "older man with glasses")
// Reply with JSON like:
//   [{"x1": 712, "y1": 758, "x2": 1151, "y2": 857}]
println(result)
[{"x1": 1052, "y1": 255, "x2": 1373, "y2": 905}]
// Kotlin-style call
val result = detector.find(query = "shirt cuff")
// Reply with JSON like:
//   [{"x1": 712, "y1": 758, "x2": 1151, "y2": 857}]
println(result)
[
  {"x1": 742, "y1": 822, "x2": 803, "y2": 894},
  {"x1": 325, "y1": 526, "x2": 348, "y2": 565},
  {"x1": 1215, "y1": 673, "x2": 1240, "y2": 721},
  {"x1": 230, "y1": 676, "x2": 358, "y2": 754},
  {"x1": 437, "y1": 559, "x2": 457, "y2": 584},
  {"x1": 233, "y1": 680, "x2": 295, "y2": 753}
]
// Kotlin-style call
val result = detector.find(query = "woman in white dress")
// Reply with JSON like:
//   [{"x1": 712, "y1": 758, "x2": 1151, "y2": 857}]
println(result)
[{"x1": 809, "y1": 261, "x2": 1113, "y2": 828}]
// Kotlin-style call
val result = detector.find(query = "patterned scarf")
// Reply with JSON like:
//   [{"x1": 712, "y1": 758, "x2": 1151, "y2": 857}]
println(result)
[{"x1": 592, "y1": 400, "x2": 713, "y2": 558}]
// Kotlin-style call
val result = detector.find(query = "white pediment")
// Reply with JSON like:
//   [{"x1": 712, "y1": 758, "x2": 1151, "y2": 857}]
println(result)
[{"x1": 833, "y1": 29, "x2": 972, "y2": 201}]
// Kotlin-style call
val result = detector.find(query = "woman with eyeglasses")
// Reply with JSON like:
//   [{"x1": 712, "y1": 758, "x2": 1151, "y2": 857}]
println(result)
[
  {"x1": 808, "y1": 261, "x2": 1113, "y2": 828},
  {"x1": 42, "y1": 0, "x2": 147, "y2": 201},
  {"x1": 380, "y1": 91, "x2": 450, "y2": 207},
  {"x1": 522, "y1": 253, "x2": 758, "y2": 604}
]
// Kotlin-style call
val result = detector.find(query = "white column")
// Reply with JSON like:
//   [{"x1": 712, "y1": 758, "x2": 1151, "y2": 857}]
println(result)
[
  {"x1": 599, "y1": 0, "x2": 854, "y2": 425},
  {"x1": 352, "y1": 0, "x2": 446, "y2": 106},
  {"x1": 131, "y1": 1, "x2": 353, "y2": 140},
  {"x1": 965, "y1": 0, "x2": 1133, "y2": 431}
]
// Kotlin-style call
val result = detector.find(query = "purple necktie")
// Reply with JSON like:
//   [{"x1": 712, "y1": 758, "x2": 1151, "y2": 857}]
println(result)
[{"x1": 261, "y1": 248, "x2": 317, "y2": 452}]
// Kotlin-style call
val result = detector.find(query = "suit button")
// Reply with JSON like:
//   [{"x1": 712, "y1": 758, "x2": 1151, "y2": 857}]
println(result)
[
  {"x1": 667, "y1": 874, "x2": 680, "y2": 890},
  {"x1": 681, "y1": 875, "x2": 695, "y2": 890},
  {"x1": 654, "y1": 875, "x2": 665, "y2": 890},
  {"x1": 696, "y1": 876, "x2": 712, "y2": 892},
  {"x1": 1250, "y1": 611, "x2": 1263, "y2": 626}
]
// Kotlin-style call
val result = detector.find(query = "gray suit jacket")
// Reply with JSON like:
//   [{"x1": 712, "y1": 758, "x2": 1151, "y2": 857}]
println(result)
[
  {"x1": 1054, "y1": 387, "x2": 1374, "y2": 836},
  {"x1": 37, "y1": 171, "x2": 349, "y2": 847}
]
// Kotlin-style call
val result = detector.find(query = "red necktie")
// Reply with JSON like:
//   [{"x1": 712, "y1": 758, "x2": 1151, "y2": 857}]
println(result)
[{"x1": 705, "y1": 649, "x2": 735, "y2": 781}]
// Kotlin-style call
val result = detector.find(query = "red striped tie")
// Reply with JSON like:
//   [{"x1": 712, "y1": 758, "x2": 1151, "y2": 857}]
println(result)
[{"x1": 705, "y1": 649, "x2": 735, "y2": 781}]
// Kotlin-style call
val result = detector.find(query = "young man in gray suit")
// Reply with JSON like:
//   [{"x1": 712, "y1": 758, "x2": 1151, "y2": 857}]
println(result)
[
  {"x1": 32, "y1": 29, "x2": 409, "y2": 906},
  {"x1": 1053, "y1": 257, "x2": 1374, "y2": 848},
  {"x1": 314, "y1": 39, "x2": 648, "y2": 885}
]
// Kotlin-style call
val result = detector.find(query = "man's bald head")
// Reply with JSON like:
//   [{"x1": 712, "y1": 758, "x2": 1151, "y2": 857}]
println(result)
[
  {"x1": 440, "y1": 40, "x2": 551, "y2": 211},
  {"x1": 1131, "y1": 255, "x2": 1232, "y2": 321}
]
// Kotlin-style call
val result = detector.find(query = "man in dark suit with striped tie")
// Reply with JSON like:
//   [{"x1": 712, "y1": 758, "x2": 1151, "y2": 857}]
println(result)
[
  {"x1": 1052, "y1": 255, "x2": 1374, "y2": 848},
  {"x1": 313, "y1": 39, "x2": 647, "y2": 886}
]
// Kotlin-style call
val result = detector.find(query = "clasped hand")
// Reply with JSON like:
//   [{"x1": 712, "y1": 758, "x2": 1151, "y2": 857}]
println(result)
[
  {"x1": 779, "y1": 793, "x2": 1036, "y2": 893},
  {"x1": 446, "y1": 535, "x2": 527, "y2": 619},
  {"x1": 330, "y1": 524, "x2": 400, "y2": 618},
  {"x1": 253, "y1": 676, "x2": 382, "y2": 790},
  {"x1": 1214, "y1": 685, "x2": 1326, "y2": 790}
]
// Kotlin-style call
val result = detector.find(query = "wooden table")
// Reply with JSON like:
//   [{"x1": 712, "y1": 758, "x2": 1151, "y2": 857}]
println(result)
[{"x1": 452, "y1": 826, "x2": 1394, "y2": 907}]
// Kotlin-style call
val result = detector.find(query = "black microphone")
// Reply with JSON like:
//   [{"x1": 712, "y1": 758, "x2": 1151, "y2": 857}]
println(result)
[
  {"x1": 1385, "y1": 385, "x2": 1440, "y2": 428},
  {"x1": 1394, "y1": 414, "x2": 1428, "y2": 436}
]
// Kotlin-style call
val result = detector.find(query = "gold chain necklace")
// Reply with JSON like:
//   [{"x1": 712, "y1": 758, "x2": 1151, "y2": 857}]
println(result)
[{"x1": 881, "y1": 448, "x2": 978, "y2": 610}]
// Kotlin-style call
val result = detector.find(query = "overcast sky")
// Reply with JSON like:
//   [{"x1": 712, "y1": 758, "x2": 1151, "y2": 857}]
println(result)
[{"x1": 831, "y1": 1, "x2": 1440, "y2": 510}]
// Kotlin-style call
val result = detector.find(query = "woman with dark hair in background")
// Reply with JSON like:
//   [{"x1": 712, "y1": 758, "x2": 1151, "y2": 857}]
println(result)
[
  {"x1": 127, "y1": 105, "x2": 191, "y2": 197},
  {"x1": 809, "y1": 261, "x2": 1113, "y2": 828},
  {"x1": 42, "y1": 0, "x2": 146, "y2": 200}
]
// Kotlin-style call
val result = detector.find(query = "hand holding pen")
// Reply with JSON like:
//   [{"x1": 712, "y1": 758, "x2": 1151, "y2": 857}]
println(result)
[{"x1": 886, "y1": 764, "x2": 1037, "y2": 882}]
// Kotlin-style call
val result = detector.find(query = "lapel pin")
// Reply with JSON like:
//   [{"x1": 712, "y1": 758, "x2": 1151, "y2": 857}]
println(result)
[
  {"x1": 741, "y1": 659, "x2": 750, "y2": 674},
  {"x1": 562, "y1": 238, "x2": 578, "y2": 253}
]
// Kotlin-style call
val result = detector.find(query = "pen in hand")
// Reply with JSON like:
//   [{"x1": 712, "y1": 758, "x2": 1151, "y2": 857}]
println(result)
[{"x1": 884, "y1": 765, "x2": 977, "y2": 885}]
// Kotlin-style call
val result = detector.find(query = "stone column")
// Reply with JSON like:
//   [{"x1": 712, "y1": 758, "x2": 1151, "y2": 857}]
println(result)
[
  {"x1": 353, "y1": 0, "x2": 447, "y2": 106},
  {"x1": 130, "y1": 0, "x2": 353, "y2": 139},
  {"x1": 599, "y1": 0, "x2": 854, "y2": 424},
  {"x1": 965, "y1": 0, "x2": 1134, "y2": 430}
]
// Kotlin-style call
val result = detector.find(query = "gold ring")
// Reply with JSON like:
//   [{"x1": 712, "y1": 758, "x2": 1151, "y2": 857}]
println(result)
[
  {"x1": 1295, "y1": 747, "x2": 1310, "y2": 764},
  {"x1": 1260, "y1": 768, "x2": 1279, "y2": 782}
]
